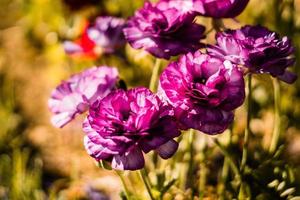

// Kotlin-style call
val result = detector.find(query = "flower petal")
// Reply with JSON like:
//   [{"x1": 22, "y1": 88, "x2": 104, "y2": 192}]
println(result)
[
  {"x1": 156, "y1": 139, "x2": 178, "y2": 159},
  {"x1": 111, "y1": 147, "x2": 145, "y2": 170}
]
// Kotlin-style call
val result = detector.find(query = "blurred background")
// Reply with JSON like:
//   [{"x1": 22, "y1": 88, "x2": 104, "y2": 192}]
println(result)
[{"x1": 0, "y1": 0, "x2": 300, "y2": 199}]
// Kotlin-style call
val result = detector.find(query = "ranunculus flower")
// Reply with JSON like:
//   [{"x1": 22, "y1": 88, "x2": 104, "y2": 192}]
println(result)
[
  {"x1": 83, "y1": 87, "x2": 180, "y2": 170},
  {"x1": 198, "y1": 0, "x2": 249, "y2": 18},
  {"x1": 160, "y1": 0, "x2": 249, "y2": 18},
  {"x1": 159, "y1": 51, "x2": 245, "y2": 134},
  {"x1": 207, "y1": 25, "x2": 297, "y2": 83},
  {"x1": 123, "y1": 1, "x2": 206, "y2": 59},
  {"x1": 48, "y1": 66, "x2": 119, "y2": 128},
  {"x1": 156, "y1": 0, "x2": 197, "y2": 15},
  {"x1": 64, "y1": 16, "x2": 126, "y2": 58}
]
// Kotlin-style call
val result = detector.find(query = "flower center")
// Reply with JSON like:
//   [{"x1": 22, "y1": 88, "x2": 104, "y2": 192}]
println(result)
[{"x1": 194, "y1": 77, "x2": 207, "y2": 84}]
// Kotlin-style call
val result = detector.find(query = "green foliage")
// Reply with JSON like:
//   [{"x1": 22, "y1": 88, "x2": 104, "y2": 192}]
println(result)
[{"x1": 1, "y1": 0, "x2": 300, "y2": 199}]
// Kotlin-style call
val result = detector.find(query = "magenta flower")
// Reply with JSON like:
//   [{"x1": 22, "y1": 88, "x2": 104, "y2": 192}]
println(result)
[
  {"x1": 83, "y1": 87, "x2": 180, "y2": 170},
  {"x1": 123, "y1": 1, "x2": 205, "y2": 59},
  {"x1": 160, "y1": 0, "x2": 249, "y2": 18},
  {"x1": 159, "y1": 52, "x2": 245, "y2": 134},
  {"x1": 64, "y1": 16, "x2": 126, "y2": 58},
  {"x1": 208, "y1": 25, "x2": 297, "y2": 83},
  {"x1": 197, "y1": 0, "x2": 249, "y2": 18},
  {"x1": 156, "y1": 0, "x2": 198, "y2": 15},
  {"x1": 48, "y1": 66, "x2": 119, "y2": 128}
]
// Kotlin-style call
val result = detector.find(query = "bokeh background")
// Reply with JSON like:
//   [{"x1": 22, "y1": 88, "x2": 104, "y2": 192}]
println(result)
[{"x1": 0, "y1": 0, "x2": 300, "y2": 199}]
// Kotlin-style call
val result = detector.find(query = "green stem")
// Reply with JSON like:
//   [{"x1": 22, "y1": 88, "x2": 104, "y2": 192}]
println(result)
[
  {"x1": 198, "y1": 135, "x2": 207, "y2": 199},
  {"x1": 212, "y1": 19, "x2": 225, "y2": 32},
  {"x1": 240, "y1": 74, "x2": 252, "y2": 173},
  {"x1": 115, "y1": 170, "x2": 131, "y2": 200},
  {"x1": 219, "y1": 127, "x2": 233, "y2": 197},
  {"x1": 139, "y1": 169, "x2": 155, "y2": 200},
  {"x1": 221, "y1": 158, "x2": 230, "y2": 184},
  {"x1": 187, "y1": 129, "x2": 195, "y2": 194},
  {"x1": 149, "y1": 59, "x2": 161, "y2": 92},
  {"x1": 214, "y1": 140, "x2": 242, "y2": 182},
  {"x1": 149, "y1": 59, "x2": 161, "y2": 169},
  {"x1": 199, "y1": 162, "x2": 207, "y2": 200},
  {"x1": 269, "y1": 78, "x2": 281, "y2": 154}
]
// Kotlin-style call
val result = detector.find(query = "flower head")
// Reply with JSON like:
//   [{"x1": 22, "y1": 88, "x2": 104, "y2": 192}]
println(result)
[
  {"x1": 48, "y1": 66, "x2": 119, "y2": 128},
  {"x1": 83, "y1": 87, "x2": 180, "y2": 170},
  {"x1": 208, "y1": 25, "x2": 297, "y2": 83},
  {"x1": 197, "y1": 0, "x2": 249, "y2": 18},
  {"x1": 159, "y1": 52, "x2": 245, "y2": 134},
  {"x1": 123, "y1": 1, "x2": 205, "y2": 59},
  {"x1": 64, "y1": 16, "x2": 126, "y2": 58},
  {"x1": 160, "y1": 0, "x2": 249, "y2": 18}
]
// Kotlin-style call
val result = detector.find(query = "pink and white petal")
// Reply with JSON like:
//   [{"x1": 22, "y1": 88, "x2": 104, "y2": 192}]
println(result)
[
  {"x1": 83, "y1": 118, "x2": 120, "y2": 149},
  {"x1": 84, "y1": 136, "x2": 114, "y2": 160},
  {"x1": 51, "y1": 112, "x2": 74, "y2": 128}
]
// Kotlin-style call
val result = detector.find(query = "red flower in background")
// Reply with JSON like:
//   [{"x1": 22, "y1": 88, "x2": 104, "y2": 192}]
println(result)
[{"x1": 63, "y1": 22, "x2": 99, "y2": 59}]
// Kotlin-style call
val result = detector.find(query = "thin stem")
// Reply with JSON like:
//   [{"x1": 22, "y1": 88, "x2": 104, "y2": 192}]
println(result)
[
  {"x1": 115, "y1": 170, "x2": 131, "y2": 200},
  {"x1": 139, "y1": 169, "x2": 155, "y2": 200},
  {"x1": 212, "y1": 19, "x2": 225, "y2": 32},
  {"x1": 149, "y1": 59, "x2": 161, "y2": 92},
  {"x1": 198, "y1": 135, "x2": 207, "y2": 199},
  {"x1": 149, "y1": 59, "x2": 161, "y2": 169},
  {"x1": 214, "y1": 140, "x2": 242, "y2": 182},
  {"x1": 219, "y1": 127, "x2": 233, "y2": 197},
  {"x1": 199, "y1": 162, "x2": 207, "y2": 200},
  {"x1": 240, "y1": 74, "x2": 252, "y2": 173},
  {"x1": 221, "y1": 158, "x2": 230, "y2": 182},
  {"x1": 186, "y1": 129, "x2": 195, "y2": 194},
  {"x1": 269, "y1": 78, "x2": 281, "y2": 154}
]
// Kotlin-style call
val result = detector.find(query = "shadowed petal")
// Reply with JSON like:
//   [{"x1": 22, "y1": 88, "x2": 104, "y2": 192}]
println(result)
[
  {"x1": 156, "y1": 140, "x2": 178, "y2": 159},
  {"x1": 111, "y1": 147, "x2": 145, "y2": 170}
]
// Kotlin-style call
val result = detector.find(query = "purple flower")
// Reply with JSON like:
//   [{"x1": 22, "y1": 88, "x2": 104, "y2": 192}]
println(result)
[
  {"x1": 83, "y1": 87, "x2": 180, "y2": 170},
  {"x1": 208, "y1": 25, "x2": 297, "y2": 83},
  {"x1": 64, "y1": 17, "x2": 126, "y2": 58},
  {"x1": 156, "y1": 0, "x2": 198, "y2": 15},
  {"x1": 160, "y1": 0, "x2": 249, "y2": 18},
  {"x1": 158, "y1": 51, "x2": 245, "y2": 134},
  {"x1": 48, "y1": 66, "x2": 119, "y2": 128},
  {"x1": 87, "y1": 16, "x2": 126, "y2": 53},
  {"x1": 123, "y1": 1, "x2": 206, "y2": 59}
]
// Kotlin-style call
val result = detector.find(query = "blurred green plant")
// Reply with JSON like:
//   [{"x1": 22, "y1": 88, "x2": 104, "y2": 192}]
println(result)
[{"x1": 1, "y1": 0, "x2": 300, "y2": 199}]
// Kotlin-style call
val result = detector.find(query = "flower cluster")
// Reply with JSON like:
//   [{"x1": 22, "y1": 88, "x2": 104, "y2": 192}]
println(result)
[
  {"x1": 64, "y1": 16, "x2": 126, "y2": 59},
  {"x1": 49, "y1": 0, "x2": 297, "y2": 171}
]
